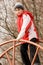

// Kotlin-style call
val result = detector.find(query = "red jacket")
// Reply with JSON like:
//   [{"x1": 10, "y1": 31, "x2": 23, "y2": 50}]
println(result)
[{"x1": 17, "y1": 10, "x2": 39, "y2": 40}]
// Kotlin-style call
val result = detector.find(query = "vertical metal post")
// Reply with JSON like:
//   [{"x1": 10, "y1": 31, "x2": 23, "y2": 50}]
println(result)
[
  {"x1": 13, "y1": 41, "x2": 15, "y2": 65},
  {"x1": 6, "y1": 52, "x2": 12, "y2": 65},
  {"x1": 31, "y1": 47, "x2": 39, "y2": 65}
]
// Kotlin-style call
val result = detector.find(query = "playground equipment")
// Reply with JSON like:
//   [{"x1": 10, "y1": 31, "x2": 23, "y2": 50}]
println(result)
[{"x1": 0, "y1": 39, "x2": 43, "y2": 65}]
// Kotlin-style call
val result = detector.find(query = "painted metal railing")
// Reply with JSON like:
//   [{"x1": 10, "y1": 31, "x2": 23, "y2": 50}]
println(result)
[{"x1": 0, "y1": 39, "x2": 43, "y2": 65}]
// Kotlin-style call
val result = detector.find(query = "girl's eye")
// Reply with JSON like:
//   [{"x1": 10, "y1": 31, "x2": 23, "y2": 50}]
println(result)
[
  {"x1": 17, "y1": 8, "x2": 20, "y2": 10},
  {"x1": 15, "y1": 8, "x2": 21, "y2": 11}
]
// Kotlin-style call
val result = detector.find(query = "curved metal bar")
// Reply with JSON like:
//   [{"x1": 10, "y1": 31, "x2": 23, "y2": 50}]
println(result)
[
  {"x1": 0, "y1": 46, "x2": 13, "y2": 58},
  {"x1": 39, "y1": 39, "x2": 43, "y2": 43},
  {"x1": 0, "y1": 39, "x2": 43, "y2": 46},
  {"x1": 19, "y1": 39, "x2": 43, "y2": 50},
  {"x1": 0, "y1": 39, "x2": 16, "y2": 46},
  {"x1": 0, "y1": 39, "x2": 43, "y2": 58},
  {"x1": 0, "y1": 39, "x2": 43, "y2": 65}
]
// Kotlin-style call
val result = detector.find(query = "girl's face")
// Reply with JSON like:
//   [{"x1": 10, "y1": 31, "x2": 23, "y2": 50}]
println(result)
[{"x1": 14, "y1": 8, "x2": 23, "y2": 16}]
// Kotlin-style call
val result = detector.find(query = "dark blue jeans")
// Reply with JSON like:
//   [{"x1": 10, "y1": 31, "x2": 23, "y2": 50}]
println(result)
[{"x1": 20, "y1": 38, "x2": 40, "y2": 65}]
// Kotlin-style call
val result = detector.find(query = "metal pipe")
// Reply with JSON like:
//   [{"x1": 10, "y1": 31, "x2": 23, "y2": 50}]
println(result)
[{"x1": 6, "y1": 53, "x2": 12, "y2": 65}]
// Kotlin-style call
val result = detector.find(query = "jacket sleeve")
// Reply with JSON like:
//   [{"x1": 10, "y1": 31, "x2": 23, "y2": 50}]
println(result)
[{"x1": 17, "y1": 14, "x2": 31, "y2": 40}]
